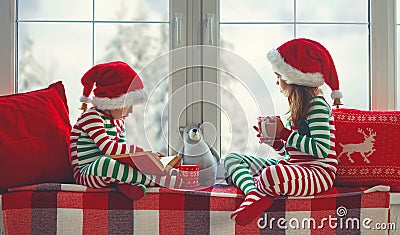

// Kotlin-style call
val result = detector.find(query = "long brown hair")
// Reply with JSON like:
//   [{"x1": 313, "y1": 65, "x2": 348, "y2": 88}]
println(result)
[{"x1": 285, "y1": 84, "x2": 321, "y2": 128}]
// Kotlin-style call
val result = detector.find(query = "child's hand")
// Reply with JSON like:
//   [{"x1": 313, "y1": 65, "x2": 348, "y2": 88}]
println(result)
[{"x1": 253, "y1": 125, "x2": 262, "y2": 138}]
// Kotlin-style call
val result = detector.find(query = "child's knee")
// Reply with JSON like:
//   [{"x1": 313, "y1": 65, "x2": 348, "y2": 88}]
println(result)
[
  {"x1": 94, "y1": 156, "x2": 119, "y2": 176},
  {"x1": 256, "y1": 167, "x2": 283, "y2": 196},
  {"x1": 224, "y1": 152, "x2": 243, "y2": 163},
  {"x1": 95, "y1": 155, "x2": 110, "y2": 164},
  {"x1": 224, "y1": 153, "x2": 241, "y2": 169},
  {"x1": 258, "y1": 166, "x2": 279, "y2": 186}
]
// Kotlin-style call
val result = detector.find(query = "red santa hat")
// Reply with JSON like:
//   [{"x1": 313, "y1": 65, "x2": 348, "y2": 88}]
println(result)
[
  {"x1": 79, "y1": 61, "x2": 147, "y2": 110},
  {"x1": 267, "y1": 38, "x2": 343, "y2": 106}
]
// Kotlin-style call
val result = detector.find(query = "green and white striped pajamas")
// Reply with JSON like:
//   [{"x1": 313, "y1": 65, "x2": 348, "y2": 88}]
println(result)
[
  {"x1": 224, "y1": 153, "x2": 277, "y2": 195},
  {"x1": 70, "y1": 108, "x2": 180, "y2": 192},
  {"x1": 225, "y1": 96, "x2": 337, "y2": 197}
]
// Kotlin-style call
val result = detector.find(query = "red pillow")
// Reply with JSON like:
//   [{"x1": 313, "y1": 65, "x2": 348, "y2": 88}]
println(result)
[
  {"x1": 0, "y1": 81, "x2": 74, "y2": 190},
  {"x1": 333, "y1": 108, "x2": 400, "y2": 191}
]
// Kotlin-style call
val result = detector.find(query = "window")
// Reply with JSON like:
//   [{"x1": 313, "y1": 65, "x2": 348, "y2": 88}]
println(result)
[
  {"x1": 0, "y1": 0, "x2": 397, "y2": 161},
  {"x1": 15, "y1": 0, "x2": 170, "y2": 153},
  {"x1": 219, "y1": 0, "x2": 369, "y2": 157}
]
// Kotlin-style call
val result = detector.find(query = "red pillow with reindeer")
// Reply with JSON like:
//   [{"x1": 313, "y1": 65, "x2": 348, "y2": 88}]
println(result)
[{"x1": 332, "y1": 108, "x2": 400, "y2": 191}]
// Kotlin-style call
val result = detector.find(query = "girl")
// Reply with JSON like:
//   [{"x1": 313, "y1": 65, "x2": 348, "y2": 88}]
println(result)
[
  {"x1": 70, "y1": 61, "x2": 182, "y2": 201},
  {"x1": 224, "y1": 38, "x2": 343, "y2": 226}
]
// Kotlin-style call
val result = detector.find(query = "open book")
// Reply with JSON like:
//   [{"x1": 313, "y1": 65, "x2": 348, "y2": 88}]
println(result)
[{"x1": 110, "y1": 151, "x2": 181, "y2": 175}]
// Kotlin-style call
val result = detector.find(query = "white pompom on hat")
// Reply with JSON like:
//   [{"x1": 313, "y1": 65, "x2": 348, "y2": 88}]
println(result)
[
  {"x1": 79, "y1": 61, "x2": 147, "y2": 110},
  {"x1": 267, "y1": 38, "x2": 343, "y2": 106}
]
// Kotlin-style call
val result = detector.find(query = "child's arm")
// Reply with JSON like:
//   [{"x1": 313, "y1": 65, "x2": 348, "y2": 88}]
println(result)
[
  {"x1": 279, "y1": 97, "x2": 333, "y2": 159},
  {"x1": 80, "y1": 110, "x2": 139, "y2": 156},
  {"x1": 271, "y1": 139, "x2": 288, "y2": 158}
]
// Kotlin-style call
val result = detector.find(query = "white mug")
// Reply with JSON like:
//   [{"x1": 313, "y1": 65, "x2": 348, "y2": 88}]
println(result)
[{"x1": 257, "y1": 116, "x2": 276, "y2": 139}]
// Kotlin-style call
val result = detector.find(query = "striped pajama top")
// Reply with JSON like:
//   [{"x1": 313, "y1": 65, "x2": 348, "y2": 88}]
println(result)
[
  {"x1": 69, "y1": 108, "x2": 141, "y2": 178},
  {"x1": 274, "y1": 96, "x2": 338, "y2": 174}
]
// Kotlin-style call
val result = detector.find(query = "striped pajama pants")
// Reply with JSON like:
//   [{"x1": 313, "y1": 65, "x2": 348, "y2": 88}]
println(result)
[
  {"x1": 74, "y1": 156, "x2": 179, "y2": 192},
  {"x1": 224, "y1": 153, "x2": 335, "y2": 197}
]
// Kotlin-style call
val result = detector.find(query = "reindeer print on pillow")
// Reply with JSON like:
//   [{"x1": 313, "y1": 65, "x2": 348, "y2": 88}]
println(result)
[
  {"x1": 332, "y1": 108, "x2": 400, "y2": 191},
  {"x1": 337, "y1": 128, "x2": 376, "y2": 163}
]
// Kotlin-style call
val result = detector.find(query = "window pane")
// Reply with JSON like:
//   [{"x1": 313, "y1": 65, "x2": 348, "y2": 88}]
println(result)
[
  {"x1": 220, "y1": 0, "x2": 293, "y2": 22},
  {"x1": 17, "y1": 0, "x2": 170, "y2": 153},
  {"x1": 95, "y1": 23, "x2": 169, "y2": 64},
  {"x1": 220, "y1": 25, "x2": 292, "y2": 158},
  {"x1": 18, "y1": 23, "x2": 93, "y2": 124},
  {"x1": 95, "y1": 0, "x2": 168, "y2": 21},
  {"x1": 220, "y1": 72, "x2": 276, "y2": 159},
  {"x1": 297, "y1": 0, "x2": 368, "y2": 23},
  {"x1": 297, "y1": 25, "x2": 369, "y2": 109},
  {"x1": 18, "y1": 0, "x2": 92, "y2": 20},
  {"x1": 95, "y1": 23, "x2": 169, "y2": 152}
]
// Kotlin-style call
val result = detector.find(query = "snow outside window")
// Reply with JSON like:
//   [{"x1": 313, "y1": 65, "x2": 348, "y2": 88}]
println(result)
[{"x1": 16, "y1": 0, "x2": 170, "y2": 154}]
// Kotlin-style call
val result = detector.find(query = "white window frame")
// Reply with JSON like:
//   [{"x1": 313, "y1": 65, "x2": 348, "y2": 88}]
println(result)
[
  {"x1": 370, "y1": 0, "x2": 397, "y2": 110},
  {"x1": 0, "y1": 0, "x2": 15, "y2": 95},
  {"x1": 169, "y1": 0, "x2": 221, "y2": 156}
]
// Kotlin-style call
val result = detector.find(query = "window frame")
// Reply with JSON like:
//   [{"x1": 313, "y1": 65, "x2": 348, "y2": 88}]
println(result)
[
  {"x1": 169, "y1": 0, "x2": 221, "y2": 156},
  {"x1": 0, "y1": 0, "x2": 15, "y2": 95},
  {"x1": 370, "y1": 0, "x2": 397, "y2": 110}
]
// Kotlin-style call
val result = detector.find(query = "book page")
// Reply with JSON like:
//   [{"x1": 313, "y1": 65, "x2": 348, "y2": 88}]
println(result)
[
  {"x1": 110, "y1": 152, "x2": 180, "y2": 175},
  {"x1": 159, "y1": 155, "x2": 178, "y2": 167}
]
